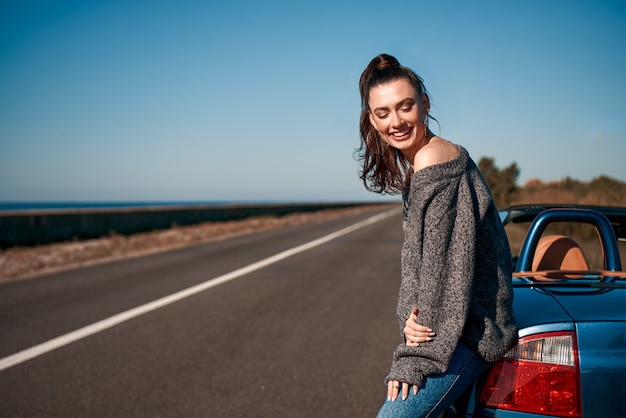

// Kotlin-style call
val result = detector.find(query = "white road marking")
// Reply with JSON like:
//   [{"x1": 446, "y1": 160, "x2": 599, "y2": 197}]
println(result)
[{"x1": 0, "y1": 207, "x2": 400, "y2": 372}]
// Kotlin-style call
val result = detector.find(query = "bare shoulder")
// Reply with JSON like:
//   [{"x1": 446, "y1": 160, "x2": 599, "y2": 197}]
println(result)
[{"x1": 413, "y1": 137, "x2": 459, "y2": 171}]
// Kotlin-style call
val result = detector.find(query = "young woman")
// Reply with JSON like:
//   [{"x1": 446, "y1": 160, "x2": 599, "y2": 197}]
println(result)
[{"x1": 357, "y1": 54, "x2": 517, "y2": 418}]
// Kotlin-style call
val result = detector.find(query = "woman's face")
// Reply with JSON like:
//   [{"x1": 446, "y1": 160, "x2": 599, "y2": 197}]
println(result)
[{"x1": 367, "y1": 78, "x2": 429, "y2": 159}]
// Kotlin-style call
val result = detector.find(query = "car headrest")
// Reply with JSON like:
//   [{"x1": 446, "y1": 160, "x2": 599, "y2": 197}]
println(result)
[{"x1": 532, "y1": 234, "x2": 590, "y2": 271}]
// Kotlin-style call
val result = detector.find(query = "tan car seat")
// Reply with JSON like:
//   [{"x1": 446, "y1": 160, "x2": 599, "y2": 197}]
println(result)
[{"x1": 532, "y1": 234, "x2": 590, "y2": 271}]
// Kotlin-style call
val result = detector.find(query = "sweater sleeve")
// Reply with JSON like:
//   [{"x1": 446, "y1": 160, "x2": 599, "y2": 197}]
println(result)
[{"x1": 385, "y1": 173, "x2": 479, "y2": 387}]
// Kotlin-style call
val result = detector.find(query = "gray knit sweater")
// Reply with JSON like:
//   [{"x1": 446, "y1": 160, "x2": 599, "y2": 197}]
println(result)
[{"x1": 386, "y1": 145, "x2": 517, "y2": 387}]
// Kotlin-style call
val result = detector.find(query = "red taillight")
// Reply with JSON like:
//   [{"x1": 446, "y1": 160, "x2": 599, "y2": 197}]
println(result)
[{"x1": 480, "y1": 331, "x2": 581, "y2": 417}]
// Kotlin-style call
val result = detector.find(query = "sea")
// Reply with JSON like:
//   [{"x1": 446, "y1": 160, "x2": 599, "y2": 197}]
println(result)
[{"x1": 0, "y1": 201, "x2": 280, "y2": 212}]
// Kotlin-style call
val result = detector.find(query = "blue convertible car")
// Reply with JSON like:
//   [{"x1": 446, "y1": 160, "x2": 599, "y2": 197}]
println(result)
[{"x1": 457, "y1": 204, "x2": 626, "y2": 417}]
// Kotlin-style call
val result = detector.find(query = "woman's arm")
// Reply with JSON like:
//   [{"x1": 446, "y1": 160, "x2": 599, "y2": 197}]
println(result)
[
  {"x1": 386, "y1": 172, "x2": 479, "y2": 388},
  {"x1": 387, "y1": 307, "x2": 436, "y2": 400}
]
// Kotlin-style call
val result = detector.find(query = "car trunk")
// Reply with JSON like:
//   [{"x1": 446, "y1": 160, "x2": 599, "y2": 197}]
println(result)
[
  {"x1": 511, "y1": 285, "x2": 573, "y2": 331},
  {"x1": 549, "y1": 286, "x2": 626, "y2": 417}
]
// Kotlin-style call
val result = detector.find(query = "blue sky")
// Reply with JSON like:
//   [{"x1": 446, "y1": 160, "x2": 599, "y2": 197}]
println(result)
[{"x1": 1, "y1": 0, "x2": 625, "y2": 203}]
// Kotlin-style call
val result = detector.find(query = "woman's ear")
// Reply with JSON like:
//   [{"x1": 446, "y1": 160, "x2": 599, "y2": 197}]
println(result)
[
  {"x1": 368, "y1": 112, "x2": 378, "y2": 131},
  {"x1": 421, "y1": 93, "x2": 430, "y2": 115}
]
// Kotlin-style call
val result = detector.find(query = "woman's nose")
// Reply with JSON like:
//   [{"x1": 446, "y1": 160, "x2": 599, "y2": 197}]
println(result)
[{"x1": 391, "y1": 112, "x2": 403, "y2": 128}]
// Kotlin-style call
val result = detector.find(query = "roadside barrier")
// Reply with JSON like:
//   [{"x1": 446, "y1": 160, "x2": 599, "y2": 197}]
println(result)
[{"x1": 0, "y1": 202, "x2": 373, "y2": 248}]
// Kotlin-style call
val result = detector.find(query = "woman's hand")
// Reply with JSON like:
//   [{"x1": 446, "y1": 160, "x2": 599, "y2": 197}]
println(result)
[
  {"x1": 403, "y1": 307, "x2": 435, "y2": 347},
  {"x1": 387, "y1": 379, "x2": 419, "y2": 401}
]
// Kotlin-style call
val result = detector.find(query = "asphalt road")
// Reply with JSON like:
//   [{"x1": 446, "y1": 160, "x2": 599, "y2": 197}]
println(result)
[{"x1": 0, "y1": 205, "x2": 404, "y2": 417}]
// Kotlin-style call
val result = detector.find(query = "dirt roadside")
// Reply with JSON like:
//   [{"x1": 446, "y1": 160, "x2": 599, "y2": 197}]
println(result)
[{"x1": 0, "y1": 204, "x2": 397, "y2": 284}]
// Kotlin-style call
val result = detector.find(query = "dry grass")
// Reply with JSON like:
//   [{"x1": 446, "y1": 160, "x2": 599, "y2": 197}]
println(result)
[{"x1": 511, "y1": 178, "x2": 626, "y2": 207}]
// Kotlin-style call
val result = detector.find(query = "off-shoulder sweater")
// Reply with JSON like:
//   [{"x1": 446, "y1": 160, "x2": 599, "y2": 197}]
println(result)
[{"x1": 385, "y1": 145, "x2": 517, "y2": 387}]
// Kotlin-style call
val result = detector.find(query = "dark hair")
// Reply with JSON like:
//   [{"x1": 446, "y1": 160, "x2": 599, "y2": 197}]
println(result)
[{"x1": 356, "y1": 54, "x2": 431, "y2": 195}]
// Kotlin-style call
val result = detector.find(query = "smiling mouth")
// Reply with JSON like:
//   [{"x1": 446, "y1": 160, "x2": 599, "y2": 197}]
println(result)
[{"x1": 391, "y1": 128, "x2": 412, "y2": 139}]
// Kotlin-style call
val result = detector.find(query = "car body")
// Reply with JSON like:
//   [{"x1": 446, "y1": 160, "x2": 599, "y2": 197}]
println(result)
[{"x1": 458, "y1": 204, "x2": 626, "y2": 417}]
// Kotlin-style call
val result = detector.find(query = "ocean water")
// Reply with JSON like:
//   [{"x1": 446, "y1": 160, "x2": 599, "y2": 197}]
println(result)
[{"x1": 0, "y1": 201, "x2": 275, "y2": 212}]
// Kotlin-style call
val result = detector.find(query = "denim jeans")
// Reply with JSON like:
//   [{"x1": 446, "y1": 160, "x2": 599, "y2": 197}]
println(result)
[{"x1": 376, "y1": 343, "x2": 490, "y2": 418}]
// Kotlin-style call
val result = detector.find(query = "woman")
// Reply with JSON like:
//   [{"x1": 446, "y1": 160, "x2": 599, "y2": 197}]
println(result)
[{"x1": 357, "y1": 54, "x2": 517, "y2": 418}]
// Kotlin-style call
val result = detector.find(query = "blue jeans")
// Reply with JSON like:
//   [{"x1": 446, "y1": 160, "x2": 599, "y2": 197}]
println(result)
[{"x1": 376, "y1": 343, "x2": 490, "y2": 418}]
